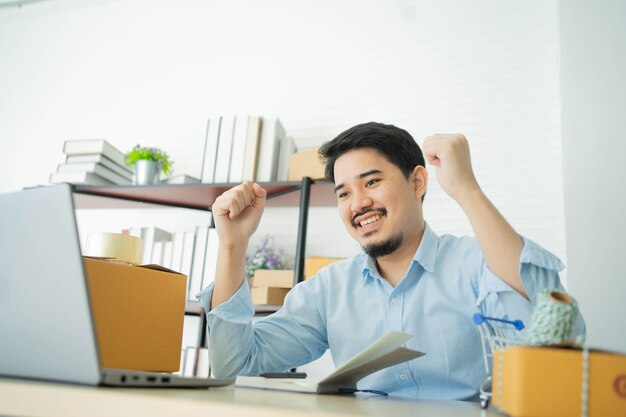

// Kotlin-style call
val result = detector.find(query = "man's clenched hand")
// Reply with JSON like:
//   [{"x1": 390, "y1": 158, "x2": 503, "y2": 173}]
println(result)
[
  {"x1": 422, "y1": 134, "x2": 480, "y2": 202},
  {"x1": 212, "y1": 181, "x2": 267, "y2": 248}
]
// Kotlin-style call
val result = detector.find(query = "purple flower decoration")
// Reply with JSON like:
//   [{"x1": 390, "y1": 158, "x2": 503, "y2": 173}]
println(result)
[{"x1": 245, "y1": 235, "x2": 290, "y2": 279}]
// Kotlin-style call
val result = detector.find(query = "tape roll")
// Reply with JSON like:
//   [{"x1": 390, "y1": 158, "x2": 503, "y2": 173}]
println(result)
[
  {"x1": 524, "y1": 289, "x2": 579, "y2": 346},
  {"x1": 85, "y1": 232, "x2": 143, "y2": 265}
]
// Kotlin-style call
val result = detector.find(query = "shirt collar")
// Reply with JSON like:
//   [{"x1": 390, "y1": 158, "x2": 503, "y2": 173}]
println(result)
[
  {"x1": 413, "y1": 223, "x2": 438, "y2": 273},
  {"x1": 360, "y1": 223, "x2": 439, "y2": 283}
]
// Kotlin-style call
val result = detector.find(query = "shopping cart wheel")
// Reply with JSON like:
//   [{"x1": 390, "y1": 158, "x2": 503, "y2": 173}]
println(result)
[{"x1": 480, "y1": 398, "x2": 490, "y2": 409}]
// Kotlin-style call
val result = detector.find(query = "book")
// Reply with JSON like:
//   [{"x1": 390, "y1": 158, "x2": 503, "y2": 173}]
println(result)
[
  {"x1": 242, "y1": 116, "x2": 262, "y2": 182},
  {"x1": 214, "y1": 115, "x2": 236, "y2": 183},
  {"x1": 162, "y1": 240, "x2": 173, "y2": 269},
  {"x1": 151, "y1": 241, "x2": 164, "y2": 265},
  {"x1": 276, "y1": 135, "x2": 296, "y2": 182},
  {"x1": 201, "y1": 228, "x2": 219, "y2": 289},
  {"x1": 256, "y1": 117, "x2": 286, "y2": 182},
  {"x1": 56, "y1": 162, "x2": 132, "y2": 185},
  {"x1": 180, "y1": 230, "x2": 197, "y2": 291},
  {"x1": 182, "y1": 314, "x2": 203, "y2": 348},
  {"x1": 65, "y1": 153, "x2": 132, "y2": 177},
  {"x1": 228, "y1": 115, "x2": 249, "y2": 183},
  {"x1": 188, "y1": 226, "x2": 209, "y2": 301},
  {"x1": 62, "y1": 139, "x2": 127, "y2": 169},
  {"x1": 183, "y1": 346, "x2": 198, "y2": 377},
  {"x1": 49, "y1": 171, "x2": 113, "y2": 186},
  {"x1": 163, "y1": 174, "x2": 201, "y2": 185},
  {"x1": 140, "y1": 226, "x2": 173, "y2": 265},
  {"x1": 196, "y1": 347, "x2": 210, "y2": 377},
  {"x1": 170, "y1": 231, "x2": 186, "y2": 273},
  {"x1": 200, "y1": 117, "x2": 222, "y2": 183},
  {"x1": 181, "y1": 346, "x2": 209, "y2": 377},
  {"x1": 235, "y1": 332, "x2": 424, "y2": 394}
]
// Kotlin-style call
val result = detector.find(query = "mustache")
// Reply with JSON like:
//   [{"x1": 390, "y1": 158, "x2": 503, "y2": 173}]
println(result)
[{"x1": 351, "y1": 208, "x2": 387, "y2": 228}]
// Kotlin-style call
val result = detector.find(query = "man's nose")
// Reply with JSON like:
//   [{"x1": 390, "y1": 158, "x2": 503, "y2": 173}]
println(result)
[{"x1": 351, "y1": 190, "x2": 373, "y2": 214}]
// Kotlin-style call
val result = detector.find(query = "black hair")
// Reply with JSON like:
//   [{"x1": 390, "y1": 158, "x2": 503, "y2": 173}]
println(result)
[{"x1": 318, "y1": 122, "x2": 425, "y2": 182}]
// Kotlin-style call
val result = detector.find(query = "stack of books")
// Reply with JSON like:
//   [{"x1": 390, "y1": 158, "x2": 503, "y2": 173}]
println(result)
[
  {"x1": 177, "y1": 346, "x2": 210, "y2": 377},
  {"x1": 200, "y1": 115, "x2": 296, "y2": 184},
  {"x1": 50, "y1": 139, "x2": 132, "y2": 186},
  {"x1": 178, "y1": 314, "x2": 210, "y2": 377}
]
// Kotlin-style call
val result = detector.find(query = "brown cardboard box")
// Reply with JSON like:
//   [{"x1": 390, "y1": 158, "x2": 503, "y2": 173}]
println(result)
[
  {"x1": 305, "y1": 257, "x2": 342, "y2": 280},
  {"x1": 83, "y1": 257, "x2": 187, "y2": 372},
  {"x1": 493, "y1": 346, "x2": 626, "y2": 417},
  {"x1": 288, "y1": 147, "x2": 326, "y2": 181},
  {"x1": 252, "y1": 269, "x2": 295, "y2": 288},
  {"x1": 251, "y1": 286, "x2": 290, "y2": 305}
]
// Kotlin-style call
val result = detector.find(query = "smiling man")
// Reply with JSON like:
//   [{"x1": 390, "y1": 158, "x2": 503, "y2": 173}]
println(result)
[{"x1": 198, "y1": 122, "x2": 582, "y2": 400}]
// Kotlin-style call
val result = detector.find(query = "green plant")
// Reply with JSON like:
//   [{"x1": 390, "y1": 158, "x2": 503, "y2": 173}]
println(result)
[{"x1": 125, "y1": 145, "x2": 173, "y2": 175}]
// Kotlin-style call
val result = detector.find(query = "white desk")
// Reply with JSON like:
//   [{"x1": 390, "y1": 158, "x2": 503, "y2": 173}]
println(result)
[{"x1": 0, "y1": 377, "x2": 502, "y2": 417}]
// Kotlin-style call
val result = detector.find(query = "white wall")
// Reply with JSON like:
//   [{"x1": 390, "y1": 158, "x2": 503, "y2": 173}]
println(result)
[
  {"x1": 0, "y1": 0, "x2": 567, "y2": 269},
  {"x1": 559, "y1": 0, "x2": 626, "y2": 352}
]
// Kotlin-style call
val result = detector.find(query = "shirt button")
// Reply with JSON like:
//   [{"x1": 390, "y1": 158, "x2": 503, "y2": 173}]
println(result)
[
  {"x1": 399, "y1": 373, "x2": 408, "y2": 381},
  {"x1": 391, "y1": 298, "x2": 398, "y2": 304}
]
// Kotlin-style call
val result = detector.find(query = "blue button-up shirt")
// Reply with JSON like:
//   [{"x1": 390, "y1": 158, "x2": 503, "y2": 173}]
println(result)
[{"x1": 197, "y1": 224, "x2": 582, "y2": 400}]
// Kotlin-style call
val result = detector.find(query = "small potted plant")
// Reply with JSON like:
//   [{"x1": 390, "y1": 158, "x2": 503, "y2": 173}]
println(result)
[
  {"x1": 125, "y1": 145, "x2": 173, "y2": 185},
  {"x1": 245, "y1": 235, "x2": 289, "y2": 280},
  {"x1": 246, "y1": 235, "x2": 293, "y2": 305}
]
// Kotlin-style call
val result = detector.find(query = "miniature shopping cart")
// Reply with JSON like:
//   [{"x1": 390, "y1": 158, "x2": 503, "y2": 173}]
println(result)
[{"x1": 473, "y1": 313, "x2": 526, "y2": 409}]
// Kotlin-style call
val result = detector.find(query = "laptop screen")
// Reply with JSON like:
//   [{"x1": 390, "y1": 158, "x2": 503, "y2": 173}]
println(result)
[{"x1": 0, "y1": 184, "x2": 102, "y2": 385}]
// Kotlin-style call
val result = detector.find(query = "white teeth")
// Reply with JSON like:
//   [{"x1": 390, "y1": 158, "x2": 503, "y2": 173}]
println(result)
[{"x1": 360, "y1": 215, "x2": 382, "y2": 227}]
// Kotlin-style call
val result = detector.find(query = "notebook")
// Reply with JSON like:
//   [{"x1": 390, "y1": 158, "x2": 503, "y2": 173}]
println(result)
[
  {"x1": 0, "y1": 184, "x2": 233, "y2": 388},
  {"x1": 236, "y1": 331, "x2": 425, "y2": 394}
]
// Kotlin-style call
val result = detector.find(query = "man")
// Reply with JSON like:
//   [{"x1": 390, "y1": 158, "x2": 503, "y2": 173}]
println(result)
[{"x1": 197, "y1": 122, "x2": 581, "y2": 399}]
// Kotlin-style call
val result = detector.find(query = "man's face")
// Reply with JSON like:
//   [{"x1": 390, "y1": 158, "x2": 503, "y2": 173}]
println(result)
[{"x1": 333, "y1": 148, "x2": 425, "y2": 258}]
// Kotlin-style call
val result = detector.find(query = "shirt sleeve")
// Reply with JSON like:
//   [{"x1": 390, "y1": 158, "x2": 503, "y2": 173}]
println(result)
[
  {"x1": 196, "y1": 277, "x2": 329, "y2": 379},
  {"x1": 472, "y1": 236, "x2": 585, "y2": 338}
]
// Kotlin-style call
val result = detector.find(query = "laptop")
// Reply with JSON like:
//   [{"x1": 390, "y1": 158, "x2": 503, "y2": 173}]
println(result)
[{"x1": 0, "y1": 184, "x2": 234, "y2": 388}]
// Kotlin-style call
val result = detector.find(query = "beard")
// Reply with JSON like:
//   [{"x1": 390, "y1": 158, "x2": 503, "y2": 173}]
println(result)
[
  {"x1": 362, "y1": 232, "x2": 403, "y2": 258},
  {"x1": 351, "y1": 207, "x2": 402, "y2": 258}
]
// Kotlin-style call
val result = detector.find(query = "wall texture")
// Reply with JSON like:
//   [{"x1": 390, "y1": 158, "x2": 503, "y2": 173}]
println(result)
[
  {"x1": 0, "y1": 0, "x2": 567, "y2": 268},
  {"x1": 560, "y1": 0, "x2": 626, "y2": 351}
]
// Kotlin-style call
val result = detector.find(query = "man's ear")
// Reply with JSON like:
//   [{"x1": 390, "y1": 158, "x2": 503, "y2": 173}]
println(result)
[{"x1": 411, "y1": 165, "x2": 428, "y2": 199}]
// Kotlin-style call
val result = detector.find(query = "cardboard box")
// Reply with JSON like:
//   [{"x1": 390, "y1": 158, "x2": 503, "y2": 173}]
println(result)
[
  {"x1": 305, "y1": 257, "x2": 342, "y2": 280},
  {"x1": 288, "y1": 147, "x2": 326, "y2": 181},
  {"x1": 252, "y1": 269, "x2": 295, "y2": 288},
  {"x1": 251, "y1": 286, "x2": 290, "y2": 305},
  {"x1": 493, "y1": 346, "x2": 626, "y2": 417},
  {"x1": 83, "y1": 257, "x2": 187, "y2": 372}
]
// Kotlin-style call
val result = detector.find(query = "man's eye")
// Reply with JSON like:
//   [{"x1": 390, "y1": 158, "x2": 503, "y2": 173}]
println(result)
[
  {"x1": 365, "y1": 179, "x2": 380, "y2": 187},
  {"x1": 337, "y1": 192, "x2": 348, "y2": 199}
]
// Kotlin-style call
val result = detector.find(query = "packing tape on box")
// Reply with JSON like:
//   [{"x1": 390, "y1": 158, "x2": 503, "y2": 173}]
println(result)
[
  {"x1": 85, "y1": 232, "x2": 143, "y2": 265},
  {"x1": 524, "y1": 289, "x2": 579, "y2": 346}
]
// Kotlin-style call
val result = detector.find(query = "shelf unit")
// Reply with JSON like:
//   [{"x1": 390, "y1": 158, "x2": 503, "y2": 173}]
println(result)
[{"x1": 72, "y1": 178, "x2": 336, "y2": 315}]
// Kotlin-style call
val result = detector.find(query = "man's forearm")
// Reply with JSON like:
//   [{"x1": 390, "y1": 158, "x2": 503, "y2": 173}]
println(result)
[
  {"x1": 211, "y1": 243, "x2": 248, "y2": 308},
  {"x1": 455, "y1": 187, "x2": 528, "y2": 299}
]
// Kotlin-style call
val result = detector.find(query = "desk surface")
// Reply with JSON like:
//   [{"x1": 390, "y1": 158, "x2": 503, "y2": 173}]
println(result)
[{"x1": 0, "y1": 377, "x2": 503, "y2": 417}]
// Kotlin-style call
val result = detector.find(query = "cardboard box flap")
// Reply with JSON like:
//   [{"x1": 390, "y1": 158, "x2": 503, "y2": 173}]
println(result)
[
  {"x1": 83, "y1": 256, "x2": 184, "y2": 276},
  {"x1": 138, "y1": 263, "x2": 185, "y2": 276}
]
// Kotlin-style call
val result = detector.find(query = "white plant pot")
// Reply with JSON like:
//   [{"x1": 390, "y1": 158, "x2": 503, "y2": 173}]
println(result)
[{"x1": 133, "y1": 160, "x2": 159, "y2": 185}]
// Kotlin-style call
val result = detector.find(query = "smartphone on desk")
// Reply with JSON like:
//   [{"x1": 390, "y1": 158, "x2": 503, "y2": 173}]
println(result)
[{"x1": 260, "y1": 372, "x2": 307, "y2": 379}]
